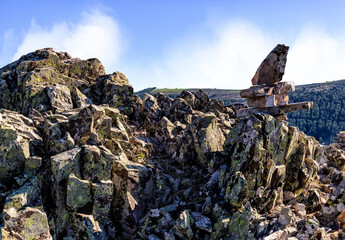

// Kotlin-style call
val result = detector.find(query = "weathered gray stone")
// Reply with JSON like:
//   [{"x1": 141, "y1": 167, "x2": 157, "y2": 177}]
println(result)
[
  {"x1": 66, "y1": 174, "x2": 92, "y2": 211},
  {"x1": 2, "y1": 207, "x2": 52, "y2": 240},
  {"x1": 50, "y1": 148, "x2": 82, "y2": 182},
  {"x1": 47, "y1": 83, "x2": 73, "y2": 112},
  {"x1": 74, "y1": 214, "x2": 108, "y2": 239},
  {"x1": 92, "y1": 180, "x2": 114, "y2": 224},
  {"x1": 191, "y1": 212, "x2": 212, "y2": 233},
  {"x1": 0, "y1": 109, "x2": 42, "y2": 183},
  {"x1": 173, "y1": 210, "x2": 194, "y2": 240}
]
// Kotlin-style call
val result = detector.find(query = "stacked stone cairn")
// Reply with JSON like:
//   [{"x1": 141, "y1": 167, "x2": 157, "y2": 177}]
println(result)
[{"x1": 237, "y1": 44, "x2": 313, "y2": 120}]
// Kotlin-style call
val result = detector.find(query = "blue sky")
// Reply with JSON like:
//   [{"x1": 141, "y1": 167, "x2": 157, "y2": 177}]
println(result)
[{"x1": 1, "y1": 1, "x2": 345, "y2": 90}]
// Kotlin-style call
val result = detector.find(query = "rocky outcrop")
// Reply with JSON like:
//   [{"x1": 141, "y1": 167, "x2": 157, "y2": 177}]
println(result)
[
  {"x1": 0, "y1": 48, "x2": 344, "y2": 239},
  {"x1": 0, "y1": 109, "x2": 43, "y2": 183}
]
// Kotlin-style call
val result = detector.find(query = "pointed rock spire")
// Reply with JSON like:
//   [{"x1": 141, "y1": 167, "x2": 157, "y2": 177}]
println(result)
[{"x1": 251, "y1": 44, "x2": 289, "y2": 85}]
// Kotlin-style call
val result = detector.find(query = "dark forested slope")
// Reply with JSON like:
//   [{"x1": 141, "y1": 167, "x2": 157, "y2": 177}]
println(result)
[{"x1": 288, "y1": 80, "x2": 345, "y2": 144}]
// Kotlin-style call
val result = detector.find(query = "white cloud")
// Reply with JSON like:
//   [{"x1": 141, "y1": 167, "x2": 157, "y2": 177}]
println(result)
[
  {"x1": 285, "y1": 28, "x2": 345, "y2": 85},
  {"x1": 12, "y1": 10, "x2": 122, "y2": 73},
  {"x1": 0, "y1": 29, "x2": 18, "y2": 67},
  {"x1": 132, "y1": 21, "x2": 345, "y2": 91},
  {"x1": 11, "y1": 12, "x2": 345, "y2": 91},
  {"x1": 133, "y1": 21, "x2": 277, "y2": 90}
]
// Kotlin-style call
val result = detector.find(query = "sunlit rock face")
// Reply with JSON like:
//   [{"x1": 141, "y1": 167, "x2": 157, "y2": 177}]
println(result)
[
  {"x1": 0, "y1": 48, "x2": 343, "y2": 239},
  {"x1": 251, "y1": 44, "x2": 289, "y2": 86}
]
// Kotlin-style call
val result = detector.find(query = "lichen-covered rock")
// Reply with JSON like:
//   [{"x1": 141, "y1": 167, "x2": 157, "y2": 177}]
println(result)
[
  {"x1": 66, "y1": 174, "x2": 92, "y2": 211},
  {"x1": 1, "y1": 48, "x2": 343, "y2": 239},
  {"x1": 155, "y1": 92, "x2": 173, "y2": 115},
  {"x1": 50, "y1": 148, "x2": 82, "y2": 236},
  {"x1": 20, "y1": 67, "x2": 60, "y2": 114},
  {"x1": 111, "y1": 150, "x2": 156, "y2": 238},
  {"x1": 138, "y1": 209, "x2": 174, "y2": 239},
  {"x1": 221, "y1": 114, "x2": 320, "y2": 211},
  {"x1": 3, "y1": 176, "x2": 41, "y2": 211},
  {"x1": 51, "y1": 148, "x2": 82, "y2": 183},
  {"x1": 91, "y1": 180, "x2": 114, "y2": 224},
  {"x1": 1, "y1": 175, "x2": 52, "y2": 239},
  {"x1": 226, "y1": 203, "x2": 254, "y2": 240},
  {"x1": 143, "y1": 93, "x2": 161, "y2": 120},
  {"x1": 173, "y1": 210, "x2": 194, "y2": 240},
  {"x1": 0, "y1": 109, "x2": 42, "y2": 184},
  {"x1": 2, "y1": 207, "x2": 52, "y2": 240},
  {"x1": 93, "y1": 72, "x2": 133, "y2": 114},
  {"x1": 155, "y1": 116, "x2": 176, "y2": 143},
  {"x1": 47, "y1": 83, "x2": 73, "y2": 112},
  {"x1": 71, "y1": 86, "x2": 92, "y2": 108},
  {"x1": 72, "y1": 213, "x2": 108, "y2": 240},
  {"x1": 82, "y1": 145, "x2": 116, "y2": 182},
  {"x1": 251, "y1": 44, "x2": 289, "y2": 85},
  {"x1": 194, "y1": 90, "x2": 210, "y2": 112},
  {"x1": 191, "y1": 113, "x2": 225, "y2": 165},
  {"x1": 0, "y1": 48, "x2": 104, "y2": 114},
  {"x1": 63, "y1": 105, "x2": 100, "y2": 143},
  {"x1": 191, "y1": 212, "x2": 212, "y2": 233},
  {"x1": 60, "y1": 57, "x2": 105, "y2": 85},
  {"x1": 48, "y1": 132, "x2": 75, "y2": 155}
]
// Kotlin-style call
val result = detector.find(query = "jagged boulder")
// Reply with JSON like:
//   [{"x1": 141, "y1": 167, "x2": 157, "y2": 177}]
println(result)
[
  {"x1": 71, "y1": 213, "x2": 109, "y2": 239},
  {"x1": 47, "y1": 83, "x2": 74, "y2": 112},
  {"x1": 66, "y1": 174, "x2": 92, "y2": 211},
  {"x1": 0, "y1": 109, "x2": 42, "y2": 184},
  {"x1": 1, "y1": 175, "x2": 52, "y2": 239},
  {"x1": 91, "y1": 180, "x2": 114, "y2": 225},
  {"x1": 220, "y1": 114, "x2": 320, "y2": 211},
  {"x1": 138, "y1": 209, "x2": 174, "y2": 239},
  {"x1": 43, "y1": 113, "x2": 75, "y2": 155},
  {"x1": 111, "y1": 151, "x2": 154, "y2": 238},
  {"x1": 93, "y1": 72, "x2": 134, "y2": 114},
  {"x1": 1, "y1": 207, "x2": 51, "y2": 239},
  {"x1": 1, "y1": 48, "x2": 344, "y2": 239},
  {"x1": 155, "y1": 92, "x2": 173, "y2": 115},
  {"x1": 143, "y1": 93, "x2": 161, "y2": 120},
  {"x1": 82, "y1": 145, "x2": 116, "y2": 182},
  {"x1": 191, "y1": 113, "x2": 225, "y2": 165},
  {"x1": 173, "y1": 210, "x2": 195, "y2": 239},
  {"x1": 0, "y1": 48, "x2": 105, "y2": 115}
]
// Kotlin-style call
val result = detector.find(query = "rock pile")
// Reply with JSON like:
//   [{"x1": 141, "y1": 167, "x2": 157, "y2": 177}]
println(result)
[
  {"x1": 238, "y1": 44, "x2": 313, "y2": 120},
  {"x1": 331, "y1": 131, "x2": 345, "y2": 150},
  {"x1": 0, "y1": 47, "x2": 345, "y2": 239}
]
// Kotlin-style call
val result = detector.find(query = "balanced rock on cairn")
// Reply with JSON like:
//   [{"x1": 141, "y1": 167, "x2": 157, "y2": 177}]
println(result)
[{"x1": 237, "y1": 44, "x2": 313, "y2": 120}]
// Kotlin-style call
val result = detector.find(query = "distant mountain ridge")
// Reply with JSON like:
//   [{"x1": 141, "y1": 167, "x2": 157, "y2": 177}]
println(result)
[
  {"x1": 135, "y1": 87, "x2": 243, "y2": 105},
  {"x1": 136, "y1": 79, "x2": 345, "y2": 144}
]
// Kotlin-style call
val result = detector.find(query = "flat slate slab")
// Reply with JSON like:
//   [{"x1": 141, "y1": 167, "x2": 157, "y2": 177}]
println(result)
[
  {"x1": 240, "y1": 81, "x2": 295, "y2": 98},
  {"x1": 246, "y1": 94, "x2": 289, "y2": 108},
  {"x1": 236, "y1": 101, "x2": 313, "y2": 118}
]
